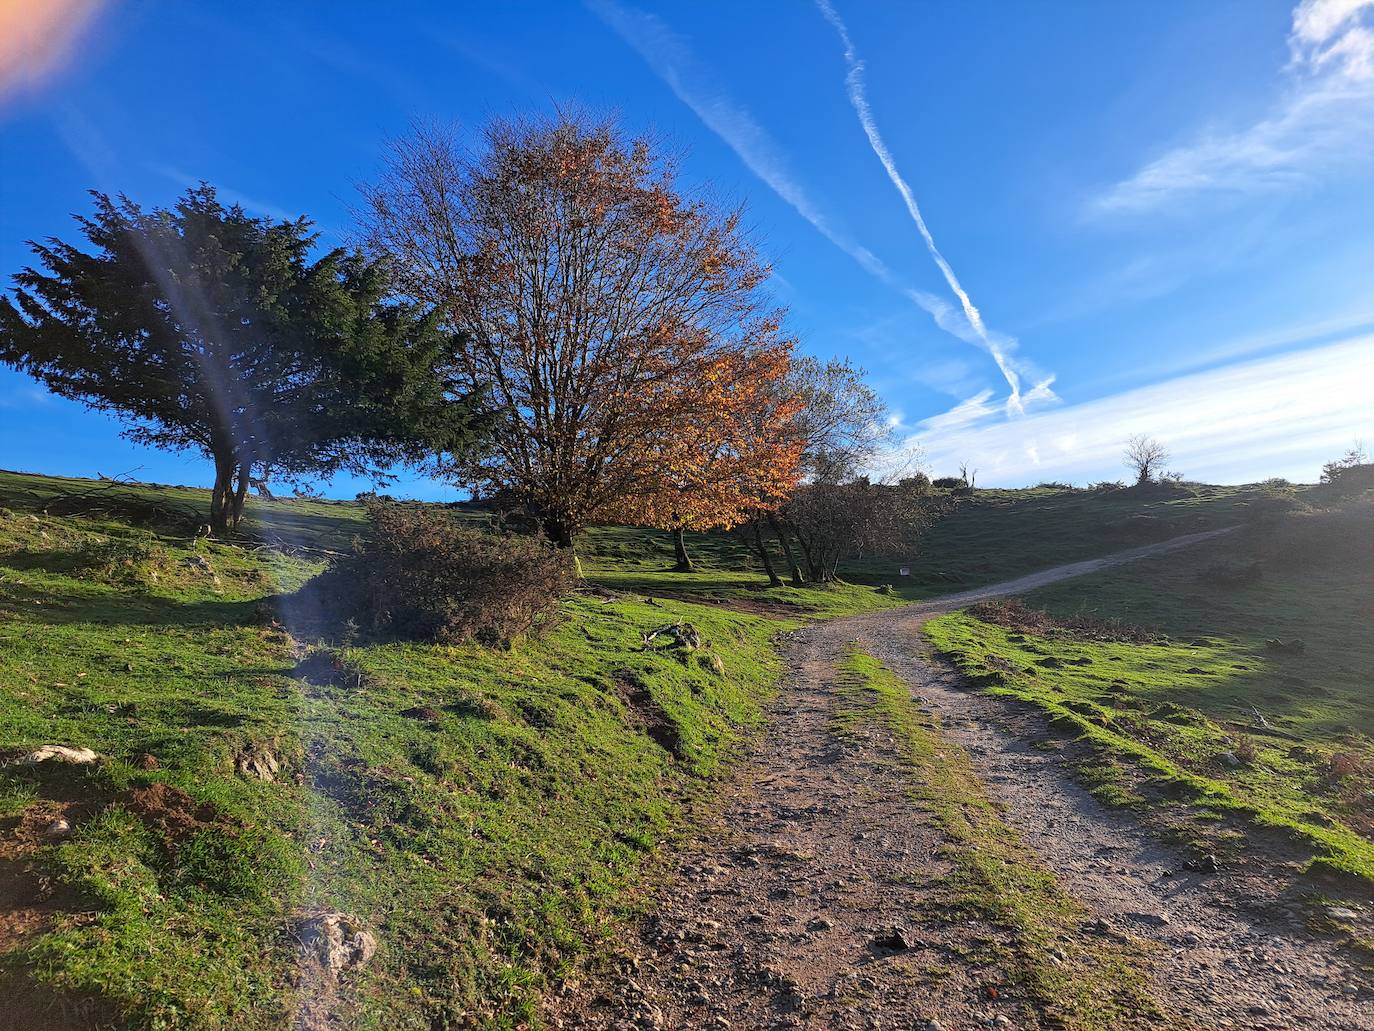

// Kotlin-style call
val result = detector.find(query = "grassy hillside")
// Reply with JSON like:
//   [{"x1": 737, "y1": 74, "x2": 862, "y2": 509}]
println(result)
[
  {"x1": 0, "y1": 469, "x2": 1320, "y2": 1026},
  {"x1": 928, "y1": 489, "x2": 1374, "y2": 893},
  {"x1": 887, "y1": 481, "x2": 1273, "y2": 591},
  {"x1": 0, "y1": 472, "x2": 816, "y2": 1028}
]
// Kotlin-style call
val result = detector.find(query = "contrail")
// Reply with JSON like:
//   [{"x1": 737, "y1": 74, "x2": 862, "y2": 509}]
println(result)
[
  {"x1": 588, "y1": 0, "x2": 1022, "y2": 382},
  {"x1": 816, "y1": 0, "x2": 1024, "y2": 413}
]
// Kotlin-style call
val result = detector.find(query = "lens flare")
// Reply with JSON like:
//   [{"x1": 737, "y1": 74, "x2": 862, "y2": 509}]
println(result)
[{"x1": 0, "y1": 0, "x2": 107, "y2": 105}]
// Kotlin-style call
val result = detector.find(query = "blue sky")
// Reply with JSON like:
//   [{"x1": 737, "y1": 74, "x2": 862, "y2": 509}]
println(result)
[{"x1": 2, "y1": 0, "x2": 1372, "y2": 497}]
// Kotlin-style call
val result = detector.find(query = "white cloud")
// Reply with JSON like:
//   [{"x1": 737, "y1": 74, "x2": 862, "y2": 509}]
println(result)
[
  {"x1": 1292, "y1": 0, "x2": 1374, "y2": 47},
  {"x1": 904, "y1": 335, "x2": 1374, "y2": 485},
  {"x1": 916, "y1": 389, "x2": 999, "y2": 433},
  {"x1": 1097, "y1": 0, "x2": 1374, "y2": 212}
]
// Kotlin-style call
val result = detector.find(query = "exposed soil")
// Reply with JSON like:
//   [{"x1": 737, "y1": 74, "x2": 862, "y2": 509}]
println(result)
[
  {"x1": 641, "y1": 588, "x2": 818, "y2": 619},
  {"x1": 547, "y1": 528, "x2": 1374, "y2": 1030},
  {"x1": 121, "y1": 782, "x2": 218, "y2": 839},
  {"x1": 0, "y1": 802, "x2": 115, "y2": 1030},
  {"x1": 0, "y1": 802, "x2": 81, "y2": 957}
]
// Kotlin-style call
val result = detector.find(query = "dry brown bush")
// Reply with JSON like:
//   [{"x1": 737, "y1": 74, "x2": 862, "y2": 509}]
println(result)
[
  {"x1": 321, "y1": 498, "x2": 575, "y2": 646},
  {"x1": 967, "y1": 597, "x2": 1160, "y2": 644}
]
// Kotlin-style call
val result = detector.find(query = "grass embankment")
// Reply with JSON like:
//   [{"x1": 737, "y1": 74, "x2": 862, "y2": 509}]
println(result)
[
  {"x1": 0, "y1": 471, "x2": 822, "y2": 1028},
  {"x1": 836, "y1": 650, "x2": 1163, "y2": 1030},
  {"x1": 926, "y1": 492, "x2": 1374, "y2": 887},
  {"x1": 877, "y1": 482, "x2": 1268, "y2": 592}
]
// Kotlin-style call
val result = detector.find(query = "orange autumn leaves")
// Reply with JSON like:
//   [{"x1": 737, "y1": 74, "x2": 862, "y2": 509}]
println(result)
[
  {"x1": 360, "y1": 112, "x2": 806, "y2": 546},
  {"x1": 606, "y1": 332, "x2": 803, "y2": 534}
]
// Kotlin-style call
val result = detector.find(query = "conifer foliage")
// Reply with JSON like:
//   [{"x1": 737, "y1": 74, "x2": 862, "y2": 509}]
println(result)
[{"x1": 0, "y1": 186, "x2": 487, "y2": 532}]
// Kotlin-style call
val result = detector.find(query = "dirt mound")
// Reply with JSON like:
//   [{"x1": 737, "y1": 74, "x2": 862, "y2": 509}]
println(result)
[
  {"x1": 121, "y1": 784, "x2": 217, "y2": 839},
  {"x1": 968, "y1": 597, "x2": 1161, "y2": 644},
  {"x1": 615, "y1": 675, "x2": 685, "y2": 759}
]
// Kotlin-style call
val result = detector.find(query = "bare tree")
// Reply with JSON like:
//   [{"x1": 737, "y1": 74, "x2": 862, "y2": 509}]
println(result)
[
  {"x1": 784, "y1": 477, "x2": 936, "y2": 583},
  {"x1": 1123, "y1": 434, "x2": 1170, "y2": 485},
  {"x1": 957, "y1": 460, "x2": 977, "y2": 489},
  {"x1": 753, "y1": 357, "x2": 893, "y2": 585},
  {"x1": 787, "y1": 357, "x2": 892, "y2": 479}
]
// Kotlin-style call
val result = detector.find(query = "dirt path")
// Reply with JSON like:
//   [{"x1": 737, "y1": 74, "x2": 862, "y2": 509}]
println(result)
[{"x1": 547, "y1": 530, "x2": 1374, "y2": 1031}]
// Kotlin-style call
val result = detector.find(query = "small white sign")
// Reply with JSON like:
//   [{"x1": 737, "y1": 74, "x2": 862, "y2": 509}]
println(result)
[{"x1": 898, "y1": 566, "x2": 910, "y2": 577}]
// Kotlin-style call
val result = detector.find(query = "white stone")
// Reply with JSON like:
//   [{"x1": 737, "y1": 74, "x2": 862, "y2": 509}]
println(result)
[{"x1": 21, "y1": 745, "x2": 98, "y2": 764}]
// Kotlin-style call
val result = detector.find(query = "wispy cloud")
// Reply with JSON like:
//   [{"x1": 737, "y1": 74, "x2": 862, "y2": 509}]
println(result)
[
  {"x1": 588, "y1": 0, "x2": 1049, "y2": 408},
  {"x1": 915, "y1": 389, "x2": 999, "y2": 433},
  {"x1": 0, "y1": 384, "x2": 55, "y2": 409},
  {"x1": 587, "y1": 0, "x2": 887, "y2": 277},
  {"x1": 145, "y1": 163, "x2": 299, "y2": 223},
  {"x1": 1097, "y1": 0, "x2": 1374, "y2": 213},
  {"x1": 904, "y1": 335, "x2": 1373, "y2": 485},
  {"x1": 814, "y1": 0, "x2": 1042, "y2": 415}
]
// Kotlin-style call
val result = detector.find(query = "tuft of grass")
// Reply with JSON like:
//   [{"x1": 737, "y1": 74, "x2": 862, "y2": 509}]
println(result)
[{"x1": 836, "y1": 649, "x2": 1164, "y2": 1029}]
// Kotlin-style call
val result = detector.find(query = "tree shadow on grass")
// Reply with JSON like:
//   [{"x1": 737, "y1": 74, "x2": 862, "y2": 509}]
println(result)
[{"x1": 0, "y1": 579, "x2": 268, "y2": 630}]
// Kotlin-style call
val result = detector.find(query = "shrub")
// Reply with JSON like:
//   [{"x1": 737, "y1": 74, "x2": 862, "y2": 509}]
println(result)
[
  {"x1": 1035, "y1": 481, "x2": 1074, "y2": 490},
  {"x1": 1319, "y1": 461, "x2": 1374, "y2": 496},
  {"x1": 1246, "y1": 491, "x2": 1310, "y2": 522},
  {"x1": 1090, "y1": 480, "x2": 1126, "y2": 492},
  {"x1": 967, "y1": 597, "x2": 1159, "y2": 643},
  {"x1": 69, "y1": 536, "x2": 168, "y2": 584},
  {"x1": 322, "y1": 498, "x2": 576, "y2": 645},
  {"x1": 1247, "y1": 502, "x2": 1374, "y2": 570},
  {"x1": 931, "y1": 476, "x2": 966, "y2": 489},
  {"x1": 1231, "y1": 735, "x2": 1257, "y2": 766}
]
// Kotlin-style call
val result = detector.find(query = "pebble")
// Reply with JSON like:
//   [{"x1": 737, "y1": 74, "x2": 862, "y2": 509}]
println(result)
[{"x1": 1124, "y1": 910, "x2": 1171, "y2": 926}]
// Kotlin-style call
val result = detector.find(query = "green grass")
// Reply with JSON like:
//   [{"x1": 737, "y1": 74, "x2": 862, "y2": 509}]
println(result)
[
  {"x1": 577, "y1": 522, "x2": 915, "y2": 616},
  {"x1": 880, "y1": 481, "x2": 1272, "y2": 591},
  {"x1": 925, "y1": 495, "x2": 1374, "y2": 884},
  {"x1": 836, "y1": 649, "x2": 1163, "y2": 1029},
  {"x1": 0, "y1": 474, "x2": 797, "y2": 1027}
]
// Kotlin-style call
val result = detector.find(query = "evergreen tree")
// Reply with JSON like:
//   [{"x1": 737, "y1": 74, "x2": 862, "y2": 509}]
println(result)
[{"x1": 0, "y1": 186, "x2": 487, "y2": 531}]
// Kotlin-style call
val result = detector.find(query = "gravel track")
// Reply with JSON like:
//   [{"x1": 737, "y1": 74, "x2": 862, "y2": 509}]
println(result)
[{"x1": 548, "y1": 530, "x2": 1373, "y2": 1030}]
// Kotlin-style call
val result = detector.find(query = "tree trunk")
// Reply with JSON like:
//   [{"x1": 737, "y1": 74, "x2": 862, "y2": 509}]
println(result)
[
  {"x1": 672, "y1": 525, "x2": 693, "y2": 572},
  {"x1": 542, "y1": 515, "x2": 576, "y2": 551},
  {"x1": 795, "y1": 531, "x2": 822, "y2": 582},
  {"x1": 827, "y1": 546, "x2": 844, "y2": 582},
  {"x1": 228, "y1": 463, "x2": 251, "y2": 531},
  {"x1": 209, "y1": 453, "x2": 236, "y2": 535},
  {"x1": 767, "y1": 512, "x2": 805, "y2": 587},
  {"x1": 752, "y1": 520, "x2": 783, "y2": 587}
]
